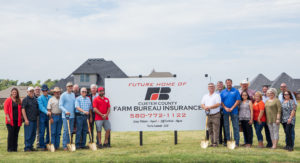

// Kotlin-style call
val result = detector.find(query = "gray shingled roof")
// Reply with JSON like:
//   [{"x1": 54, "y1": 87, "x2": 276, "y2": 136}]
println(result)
[
  {"x1": 54, "y1": 58, "x2": 127, "y2": 90},
  {"x1": 249, "y1": 72, "x2": 300, "y2": 93},
  {"x1": 148, "y1": 69, "x2": 173, "y2": 78},
  {"x1": 53, "y1": 75, "x2": 74, "y2": 91},
  {"x1": 0, "y1": 86, "x2": 28, "y2": 98},
  {"x1": 270, "y1": 72, "x2": 299, "y2": 92},
  {"x1": 249, "y1": 73, "x2": 272, "y2": 91}
]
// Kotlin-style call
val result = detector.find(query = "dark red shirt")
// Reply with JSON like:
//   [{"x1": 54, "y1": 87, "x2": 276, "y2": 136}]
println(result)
[{"x1": 93, "y1": 96, "x2": 110, "y2": 120}]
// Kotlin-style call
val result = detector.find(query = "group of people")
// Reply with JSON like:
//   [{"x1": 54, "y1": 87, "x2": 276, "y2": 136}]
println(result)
[
  {"x1": 4, "y1": 82, "x2": 111, "y2": 152},
  {"x1": 3, "y1": 79, "x2": 297, "y2": 152},
  {"x1": 201, "y1": 79, "x2": 297, "y2": 151}
]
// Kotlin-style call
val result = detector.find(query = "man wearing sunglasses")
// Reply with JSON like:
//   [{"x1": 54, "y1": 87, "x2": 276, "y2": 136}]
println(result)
[
  {"x1": 75, "y1": 87, "x2": 93, "y2": 149},
  {"x1": 278, "y1": 83, "x2": 298, "y2": 105},
  {"x1": 37, "y1": 84, "x2": 52, "y2": 151}
]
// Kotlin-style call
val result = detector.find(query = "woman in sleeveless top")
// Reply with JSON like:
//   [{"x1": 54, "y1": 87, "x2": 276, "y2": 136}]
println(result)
[{"x1": 239, "y1": 91, "x2": 253, "y2": 148}]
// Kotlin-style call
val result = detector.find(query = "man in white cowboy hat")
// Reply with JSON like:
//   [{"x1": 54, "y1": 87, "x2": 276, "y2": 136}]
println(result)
[
  {"x1": 239, "y1": 79, "x2": 255, "y2": 101},
  {"x1": 47, "y1": 87, "x2": 62, "y2": 149}
]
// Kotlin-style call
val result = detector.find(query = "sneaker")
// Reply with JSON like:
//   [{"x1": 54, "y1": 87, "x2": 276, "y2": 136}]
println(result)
[
  {"x1": 223, "y1": 143, "x2": 227, "y2": 147},
  {"x1": 30, "y1": 148, "x2": 37, "y2": 151},
  {"x1": 287, "y1": 146, "x2": 294, "y2": 152},
  {"x1": 64, "y1": 148, "x2": 68, "y2": 151},
  {"x1": 24, "y1": 149, "x2": 32, "y2": 152},
  {"x1": 103, "y1": 144, "x2": 111, "y2": 148},
  {"x1": 81, "y1": 146, "x2": 89, "y2": 149},
  {"x1": 97, "y1": 144, "x2": 103, "y2": 149}
]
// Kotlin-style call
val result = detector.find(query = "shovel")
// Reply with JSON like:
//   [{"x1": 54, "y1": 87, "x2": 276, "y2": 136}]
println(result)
[
  {"x1": 201, "y1": 116, "x2": 209, "y2": 149},
  {"x1": 227, "y1": 116, "x2": 236, "y2": 150},
  {"x1": 46, "y1": 116, "x2": 55, "y2": 152},
  {"x1": 66, "y1": 116, "x2": 76, "y2": 152},
  {"x1": 87, "y1": 117, "x2": 97, "y2": 151}
]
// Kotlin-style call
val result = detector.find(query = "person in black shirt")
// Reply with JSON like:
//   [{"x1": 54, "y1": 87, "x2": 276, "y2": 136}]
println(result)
[
  {"x1": 22, "y1": 87, "x2": 39, "y2": 152},
  {"x1": 4, "y1": 88, "x2": 22, "y2": 152}
]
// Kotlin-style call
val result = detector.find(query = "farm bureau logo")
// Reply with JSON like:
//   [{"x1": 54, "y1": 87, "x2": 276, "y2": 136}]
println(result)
[{"x1": 145, "y1": 87, "x2": 171, "y2": 100}]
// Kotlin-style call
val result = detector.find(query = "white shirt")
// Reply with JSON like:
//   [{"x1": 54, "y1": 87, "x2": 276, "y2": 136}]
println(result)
[{"x1": 201, "y1": 92, "x2": 221, "y2": 115}]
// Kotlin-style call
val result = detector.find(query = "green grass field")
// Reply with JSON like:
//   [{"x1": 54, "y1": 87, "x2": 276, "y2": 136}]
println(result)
[{"x1": 0, "y1": 107, "x2": 300, "y2": 163}]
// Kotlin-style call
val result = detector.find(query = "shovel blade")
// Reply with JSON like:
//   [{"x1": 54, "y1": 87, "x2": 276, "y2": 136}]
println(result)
[
  {"x1": 67, "y1": 144, "x2": 76, "y2": 152},
  {"x1": 227, "y1": 141, "x2": 236, "y2": 150},
  {"x1": 89, "y1": 143, "x2": 97, "y2": 151},
  {"x1": 47, "y1": 144, "x2": 55, "y2": 152},
  {"x1": 200, "y1": 140, "x2": 209, "y2": 149}
]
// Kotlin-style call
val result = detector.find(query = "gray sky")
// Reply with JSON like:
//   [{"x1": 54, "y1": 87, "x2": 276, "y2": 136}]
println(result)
[{"x1": 0, "y1": 0, "x2": 300, "y2": 84}]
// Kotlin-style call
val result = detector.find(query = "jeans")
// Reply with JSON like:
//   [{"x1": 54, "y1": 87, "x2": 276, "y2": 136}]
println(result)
[
  {"x1": 240, "y1": 120, "x2": 253, "y2": 145},
  {"x1": 254, "y1": 121, "x2": 265, "y2": 142},
  {"x1": 75, "y1": 115, "x2": 88, "y2": 148},
  {"x1": 24, "y1": 121, "x2": 37, "y2": 151},
  {"x1": 39, "y1": 113, "x2": 49, "y2": 148},
  {"x1": 51, "y1": 115, "x2": 63, "y2": 149},
  {"x1": 6, "y1": 124, "x2": 20, "y2": 152},
  {"x1": 219, "y1": 112, "x2": 227, "y2": 144},
  {"x1": 62, "y1": 118, "x2": 74, "y2": 148},
  {"x1": 282, "y1": 123, "x2": 295, "y2": 148},
  {"x1": 283, "y1": 123, "x2": 295, "y2": 148},
  {"x1": 223, "y1": 113, "x2": 240, "y2": 145}
]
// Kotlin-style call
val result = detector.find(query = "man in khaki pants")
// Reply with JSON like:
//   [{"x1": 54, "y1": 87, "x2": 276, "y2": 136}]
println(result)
[{"x1": 201, "y1": 83, "x2": 221, "y2": 147}]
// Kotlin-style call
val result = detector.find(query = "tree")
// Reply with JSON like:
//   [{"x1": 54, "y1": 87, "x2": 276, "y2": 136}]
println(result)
[
  {"x1": 0, "y1": 79, "x2": 19, "y2": 91},
  {"x1": 43, "y1": 79, "x2": 58, "y2": 89}
]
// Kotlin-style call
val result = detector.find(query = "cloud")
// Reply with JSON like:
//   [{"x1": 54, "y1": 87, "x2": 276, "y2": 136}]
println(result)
[{"x1": 0, "y1": 0, "x2": 299, "y2": 83}]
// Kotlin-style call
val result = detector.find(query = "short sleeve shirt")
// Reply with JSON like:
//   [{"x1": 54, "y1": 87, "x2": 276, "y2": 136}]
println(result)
[
  {"x1": 93, "y1": 96, "x2": 111, "y2": 120},
  {"x1": 201, "y1": 93, "x2": 221, "y2": 115},
  {"x1": 220, "y1": 87, "x2": 241, "y2": 114},
  {"x1": 22, "y1": 96, "x2": 39, "y2": 121},
  {"x1": 47, "y1": 97, "x2": 61, "y2": 114},
  {"x1": 281, "y1": 100, "x2": 296, "y2": 125},
  {"x1": 75, "y1": 96, "x2": 92, "y2": 113},
  {"x1": 253, "y1": 101, "x2": 266, "y2": 122}
]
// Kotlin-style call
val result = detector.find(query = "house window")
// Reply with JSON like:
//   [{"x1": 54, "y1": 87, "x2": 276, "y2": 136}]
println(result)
[
  {"x1": 85, "y1": 74, "x2": 90, "y2": 82},
  {"x1": 80, "y1": 74, "x2": 85, "y2": 82},
  {"x1": 80, "y1": 74, "x2": 90, "y2": 82}
]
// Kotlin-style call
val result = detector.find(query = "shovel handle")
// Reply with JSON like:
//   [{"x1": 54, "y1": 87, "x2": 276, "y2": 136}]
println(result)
[
  {"x1": 204, "y1": 116, "x2": 208, "y2": 140},
  {"x1": 49, "y1": 117, "x2": 51, "y2": 144},
  {"x1": 87, "y1": 119, "x2": 93, "y2": 143},
  {"x1": 67, "y1": 119, "x2": 72, "y2": 144}
]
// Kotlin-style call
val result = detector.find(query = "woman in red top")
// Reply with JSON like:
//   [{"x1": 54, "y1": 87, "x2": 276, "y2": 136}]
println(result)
[
  {"x1": 253, "y1": 91, "x2": 266, "y2": 148},
  {"x1": 4, "y1": 88, "x2": 23, "y2": 152}
]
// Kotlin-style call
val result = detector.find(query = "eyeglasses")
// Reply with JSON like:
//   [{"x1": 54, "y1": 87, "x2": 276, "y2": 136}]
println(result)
[
  {"x1": 284, "y1": 94, "x2": 290, "y2": 96},
  {"x1": 82, "y1": 91, "x2": 87, "y2": 93}
]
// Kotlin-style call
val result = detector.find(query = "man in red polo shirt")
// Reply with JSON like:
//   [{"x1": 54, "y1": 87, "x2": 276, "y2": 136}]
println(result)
[{"x1": 93, "y1": 87, "x2": 111, "y2": 148}]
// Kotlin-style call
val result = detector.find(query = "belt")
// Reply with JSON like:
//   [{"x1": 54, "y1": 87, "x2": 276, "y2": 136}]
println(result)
[
  {"x1": 52, "y1": 113, "x2": 62, "y2": 116},
  {"x1": 208, "y1": 112, "x2": 220, "y2": 116},
  {"x1": 75, "y1": 113, "x2": 86, "y2": 116}
]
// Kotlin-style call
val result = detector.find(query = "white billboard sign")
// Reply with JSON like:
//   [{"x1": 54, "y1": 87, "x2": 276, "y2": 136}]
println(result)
[{"x1": 105, "y1": 77, "x2": 206, "y2": 132}]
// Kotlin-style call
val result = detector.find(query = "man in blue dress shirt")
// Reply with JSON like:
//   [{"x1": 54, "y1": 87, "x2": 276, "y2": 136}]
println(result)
[{"x1": 220, "y1": 79, "x2": 241, "y2": 146}]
